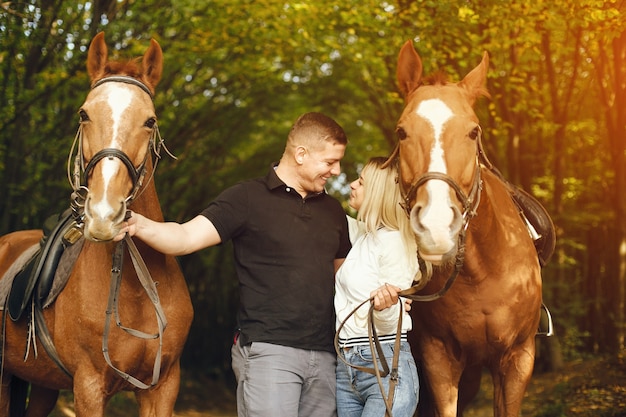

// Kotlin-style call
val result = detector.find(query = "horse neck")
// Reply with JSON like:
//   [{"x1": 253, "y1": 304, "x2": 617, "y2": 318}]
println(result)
[
  {"x1": 129, "y1": 181, "x2": 165, "y2": 222},
  {"x1": 462, "y1": 171, "x2": 529, "y2": 274}
]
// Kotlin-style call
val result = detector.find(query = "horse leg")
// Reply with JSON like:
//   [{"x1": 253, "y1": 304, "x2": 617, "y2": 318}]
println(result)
[
  {"x1": 0, "y1": 376, "x2": 53, "y2": 417},
  {"x1": 415, "y1": 365, "x2": 435, "y2": 417},
  {"x1": 491, "y1": 339, "x2": 536, "y2": 417},
  {"x1": 457, "y1": 366, "x2": 482, "y2": 417},
  {"x1": 135, "y1": 362, "x2": 181, "y2": 417},
  {"x1": 419, "y1": 339, "x2": 463, "y2": 417},
  {"x1": 25, "y1": 385, "x2": 59, "y2": 417},
  {"x1": 72, "y1": 372, "x2": 108, "y2": 417},
  {"x1": 0, "y1": 373, "x2": 11, "y2": 417}
]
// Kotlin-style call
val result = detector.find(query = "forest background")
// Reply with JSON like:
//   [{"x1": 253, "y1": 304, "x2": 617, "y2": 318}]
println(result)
[{"x1": 0, "y1": 0, "x2": 624, "y2": 405}]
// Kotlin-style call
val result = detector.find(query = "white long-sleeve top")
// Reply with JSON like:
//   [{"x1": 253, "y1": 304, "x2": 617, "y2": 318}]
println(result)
[{"x1": 335, "y1": 218, "x2": 419, "y2": 346}]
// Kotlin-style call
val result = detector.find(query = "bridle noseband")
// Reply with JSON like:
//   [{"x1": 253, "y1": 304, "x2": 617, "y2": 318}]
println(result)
[
  {"x1": 399, "y1": 156, "x2": 483, "y2": 229},
  {"x1": 83, "y1": 147, "x2": 143, "y2": 199}
]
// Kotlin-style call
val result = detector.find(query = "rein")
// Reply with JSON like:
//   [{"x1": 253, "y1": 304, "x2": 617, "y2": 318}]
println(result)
[
  {"x1": 334, "y1": 297, "x2": 404, "y2": 417},
  {"x1": 103, "y1": 234, "x2": 167, "y2": 389}
]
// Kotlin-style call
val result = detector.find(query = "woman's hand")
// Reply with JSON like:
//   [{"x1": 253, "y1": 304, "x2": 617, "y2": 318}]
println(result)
[{"x1": 370, "y1": 283, "x2": 401, "y2": 311}]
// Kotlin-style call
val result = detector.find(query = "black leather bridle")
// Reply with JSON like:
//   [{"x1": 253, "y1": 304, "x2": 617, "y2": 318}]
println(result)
[
  {"x1": 66, "y1": 75, "x2": 177, "y2": 223},
  {"x1": 398, "y1": 156, "x2": 483, "y2": 226},
  {"x1": 67, "y1": 76, "x2": 154, "y2": 205}
]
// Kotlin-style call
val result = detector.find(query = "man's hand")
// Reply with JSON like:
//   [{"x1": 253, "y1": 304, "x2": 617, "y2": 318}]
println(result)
[{"x1": 113, "y1": 210, "x2": 139, "y2": 241}]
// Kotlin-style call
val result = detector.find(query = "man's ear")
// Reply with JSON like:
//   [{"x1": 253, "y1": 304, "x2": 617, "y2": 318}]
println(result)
[{"x1": 295, "y1": 146, "x2": 306, "y2": 165}]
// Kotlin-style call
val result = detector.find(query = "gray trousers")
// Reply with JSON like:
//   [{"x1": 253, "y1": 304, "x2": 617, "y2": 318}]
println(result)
[{"x1": 231, "y1": 339, "x2": 337, "y2": 417}]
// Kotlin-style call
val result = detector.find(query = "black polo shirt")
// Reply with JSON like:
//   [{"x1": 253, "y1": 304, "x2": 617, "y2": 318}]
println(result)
[{"x1": 201, "y1": 165, "x2": 351, "y2": 352}]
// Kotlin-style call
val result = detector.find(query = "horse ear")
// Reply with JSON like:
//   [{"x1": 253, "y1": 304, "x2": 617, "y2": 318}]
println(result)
[
  {"x1": 87, "y1": 32, "x2": 108, "y2": 82},
  {"x1": 397, "y1": 40, "x2": 423, "y2": 99},
  {"x1": 459, "y1": 51, "x2": 490, "y2": 103},
  {"x1": 142, "y1": 39, "x2": 163, "y2": 89}
]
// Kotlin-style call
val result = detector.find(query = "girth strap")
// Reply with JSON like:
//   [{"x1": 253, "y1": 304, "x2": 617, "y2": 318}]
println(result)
[{"x1": 34, "y1": 306, "x2": 72, "y2": 377}]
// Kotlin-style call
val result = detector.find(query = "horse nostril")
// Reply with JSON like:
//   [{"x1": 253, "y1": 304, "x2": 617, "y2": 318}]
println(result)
[
  {"x1": 410, "y1": 205, "x2": 426, "y2": 234},
  {"x1": 115, "y1": 200, "x2": 127, "y2": 223},
  {"x1": 449, "y1": 204, "x2": 463, "y2": 235}
]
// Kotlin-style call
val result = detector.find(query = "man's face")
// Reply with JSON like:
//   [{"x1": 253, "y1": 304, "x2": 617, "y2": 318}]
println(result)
[{"x1": 300, "y1": 141, "x2": 346, "y2": 194}]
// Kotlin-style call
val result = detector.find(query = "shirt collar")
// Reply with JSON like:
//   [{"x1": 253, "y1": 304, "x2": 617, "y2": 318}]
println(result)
[{"x1": 265, "y1": 163, "x2": 326, "y2": 197}]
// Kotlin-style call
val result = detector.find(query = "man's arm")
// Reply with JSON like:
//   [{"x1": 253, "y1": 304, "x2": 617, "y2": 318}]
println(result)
[
  {"x1": 117, "y1": 212, "x2": 221, "y2": 256},
  {"x1": 334, "y1": 258, "x2": 345, "y2": 274}
]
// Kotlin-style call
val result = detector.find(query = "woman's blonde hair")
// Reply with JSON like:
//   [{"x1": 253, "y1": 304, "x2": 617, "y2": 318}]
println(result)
[{"x1": 357, "y1": 156, "x2": 418, "y2": 270}]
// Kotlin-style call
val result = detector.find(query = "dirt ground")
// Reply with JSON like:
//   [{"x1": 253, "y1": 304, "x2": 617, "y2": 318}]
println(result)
[
  {"x1": 51, "y1": 354, "x2": 625, "y2": 416},
  {"x1": 465, "y1": 354, "x2": 626, "y2": 417}
]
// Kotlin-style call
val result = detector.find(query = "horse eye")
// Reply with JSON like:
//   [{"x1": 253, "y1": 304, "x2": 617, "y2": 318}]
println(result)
[
  {"x1": 469, "y1": 126, "x2": 481, "y2": 140},
  {"x1": 145, "y1": 117, "x2": 157, "y2": 129},
  {"x1": 79, "y1": 109, "x2": 89, "y2": 123},
  {"x1": 396, "y1": 127, "x2": 407, "y2": 141}
]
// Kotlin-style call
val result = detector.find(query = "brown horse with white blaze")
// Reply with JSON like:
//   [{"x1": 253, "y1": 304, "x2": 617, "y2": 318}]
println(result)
[
  {"x1": 394, "y1": 41, "x2": 542, "y2": 416},
  {"x1": 0, "y1": 32, "x2": 193, "y2": 416}
]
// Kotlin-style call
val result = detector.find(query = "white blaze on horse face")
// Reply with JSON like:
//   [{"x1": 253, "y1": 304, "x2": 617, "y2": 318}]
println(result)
[
  {"x1": 91, "y1": 85, "x2": 133, "y2": 220},
  {"x1": 415, "y1": 98, "x2": 456, "y2": 254}
]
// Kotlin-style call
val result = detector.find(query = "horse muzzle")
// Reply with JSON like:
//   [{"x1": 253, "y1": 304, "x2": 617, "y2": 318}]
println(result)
[
  {"x1": 82, "y1": 195, "x2": 127, "y2": 242},
  {"x1": 409, "y1": 201, "x2": 462, "y2": 264}
]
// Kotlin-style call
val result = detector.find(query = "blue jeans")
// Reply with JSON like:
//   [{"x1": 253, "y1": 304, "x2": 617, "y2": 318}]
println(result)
[{"x1": 336, "y1": 341, "x2": 419, "y2": 417}]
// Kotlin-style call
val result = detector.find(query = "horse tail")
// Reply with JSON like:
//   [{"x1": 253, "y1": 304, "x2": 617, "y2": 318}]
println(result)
[{"x1": 9, "y1": 376, "x2": 29, "y2": 417}]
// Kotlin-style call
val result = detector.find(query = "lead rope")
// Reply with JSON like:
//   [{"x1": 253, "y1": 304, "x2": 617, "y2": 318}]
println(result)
[
  {"x1": 335, "y1": 298, "x2": 404, "y2": 417},
  {"x1": 368, "y1": 301, "x2": 404, "y2": 417},
  {"x1": 102, "y1": 235, "x2": 167, "y2": 389}
]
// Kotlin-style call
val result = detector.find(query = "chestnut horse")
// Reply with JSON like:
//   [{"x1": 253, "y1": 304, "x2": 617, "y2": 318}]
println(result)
[
  {"x1": 0, "y1": 32, "x2": 193, "y2": 416},
  {"x1": 393, "y1": 41, "x2": 542, "y2": 416}
]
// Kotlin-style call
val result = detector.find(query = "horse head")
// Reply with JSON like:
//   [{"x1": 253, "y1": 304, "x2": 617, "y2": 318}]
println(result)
[
  {"x1": 75, "y1": 32, "x2": 162, "y2": 242},
  {"x1": 395, "y1": 40, "x2": 489, "y2": 265}
]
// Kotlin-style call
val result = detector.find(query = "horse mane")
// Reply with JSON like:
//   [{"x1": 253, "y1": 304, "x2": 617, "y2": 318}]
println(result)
[
  {"x1": 103, "y1": 58, "x2": 143, "y2": 79},
  {"x1": 89, "y1": 57, "x2": 159, "y2": 95},
  {"x1": 422, "y1": 70, "x2": 450, "y2": 86},
  {"x1": 422, "y1": 70, "x2": 491, "y2": 100}
]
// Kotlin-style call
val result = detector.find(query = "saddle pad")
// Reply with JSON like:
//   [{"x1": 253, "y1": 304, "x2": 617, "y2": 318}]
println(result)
[
  {"x1": 0, "y1": 239, "x2": 83, "y2": 311},
  {"x1": 0, "y1": 244, "x2": 40, "y2": 308}
]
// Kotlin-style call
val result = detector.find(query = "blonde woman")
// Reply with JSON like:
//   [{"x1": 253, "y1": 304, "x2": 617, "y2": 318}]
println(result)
[{"x1": 335, "y1": 156, "x2": 420, "y2": 417}]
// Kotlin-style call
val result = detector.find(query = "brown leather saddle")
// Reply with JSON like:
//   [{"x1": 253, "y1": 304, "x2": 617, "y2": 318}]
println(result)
[
  {"x1": 7, "y1": 210, "x2": 82, "y2": 321},
  {"x1": 508, "y1": 185, "x2": 556, "y2": 267}
]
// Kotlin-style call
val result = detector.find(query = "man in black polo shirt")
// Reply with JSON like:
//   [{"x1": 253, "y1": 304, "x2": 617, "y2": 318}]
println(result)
[{"x1": 118, "y1": 112, "x2": 351, "y2": 417}]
